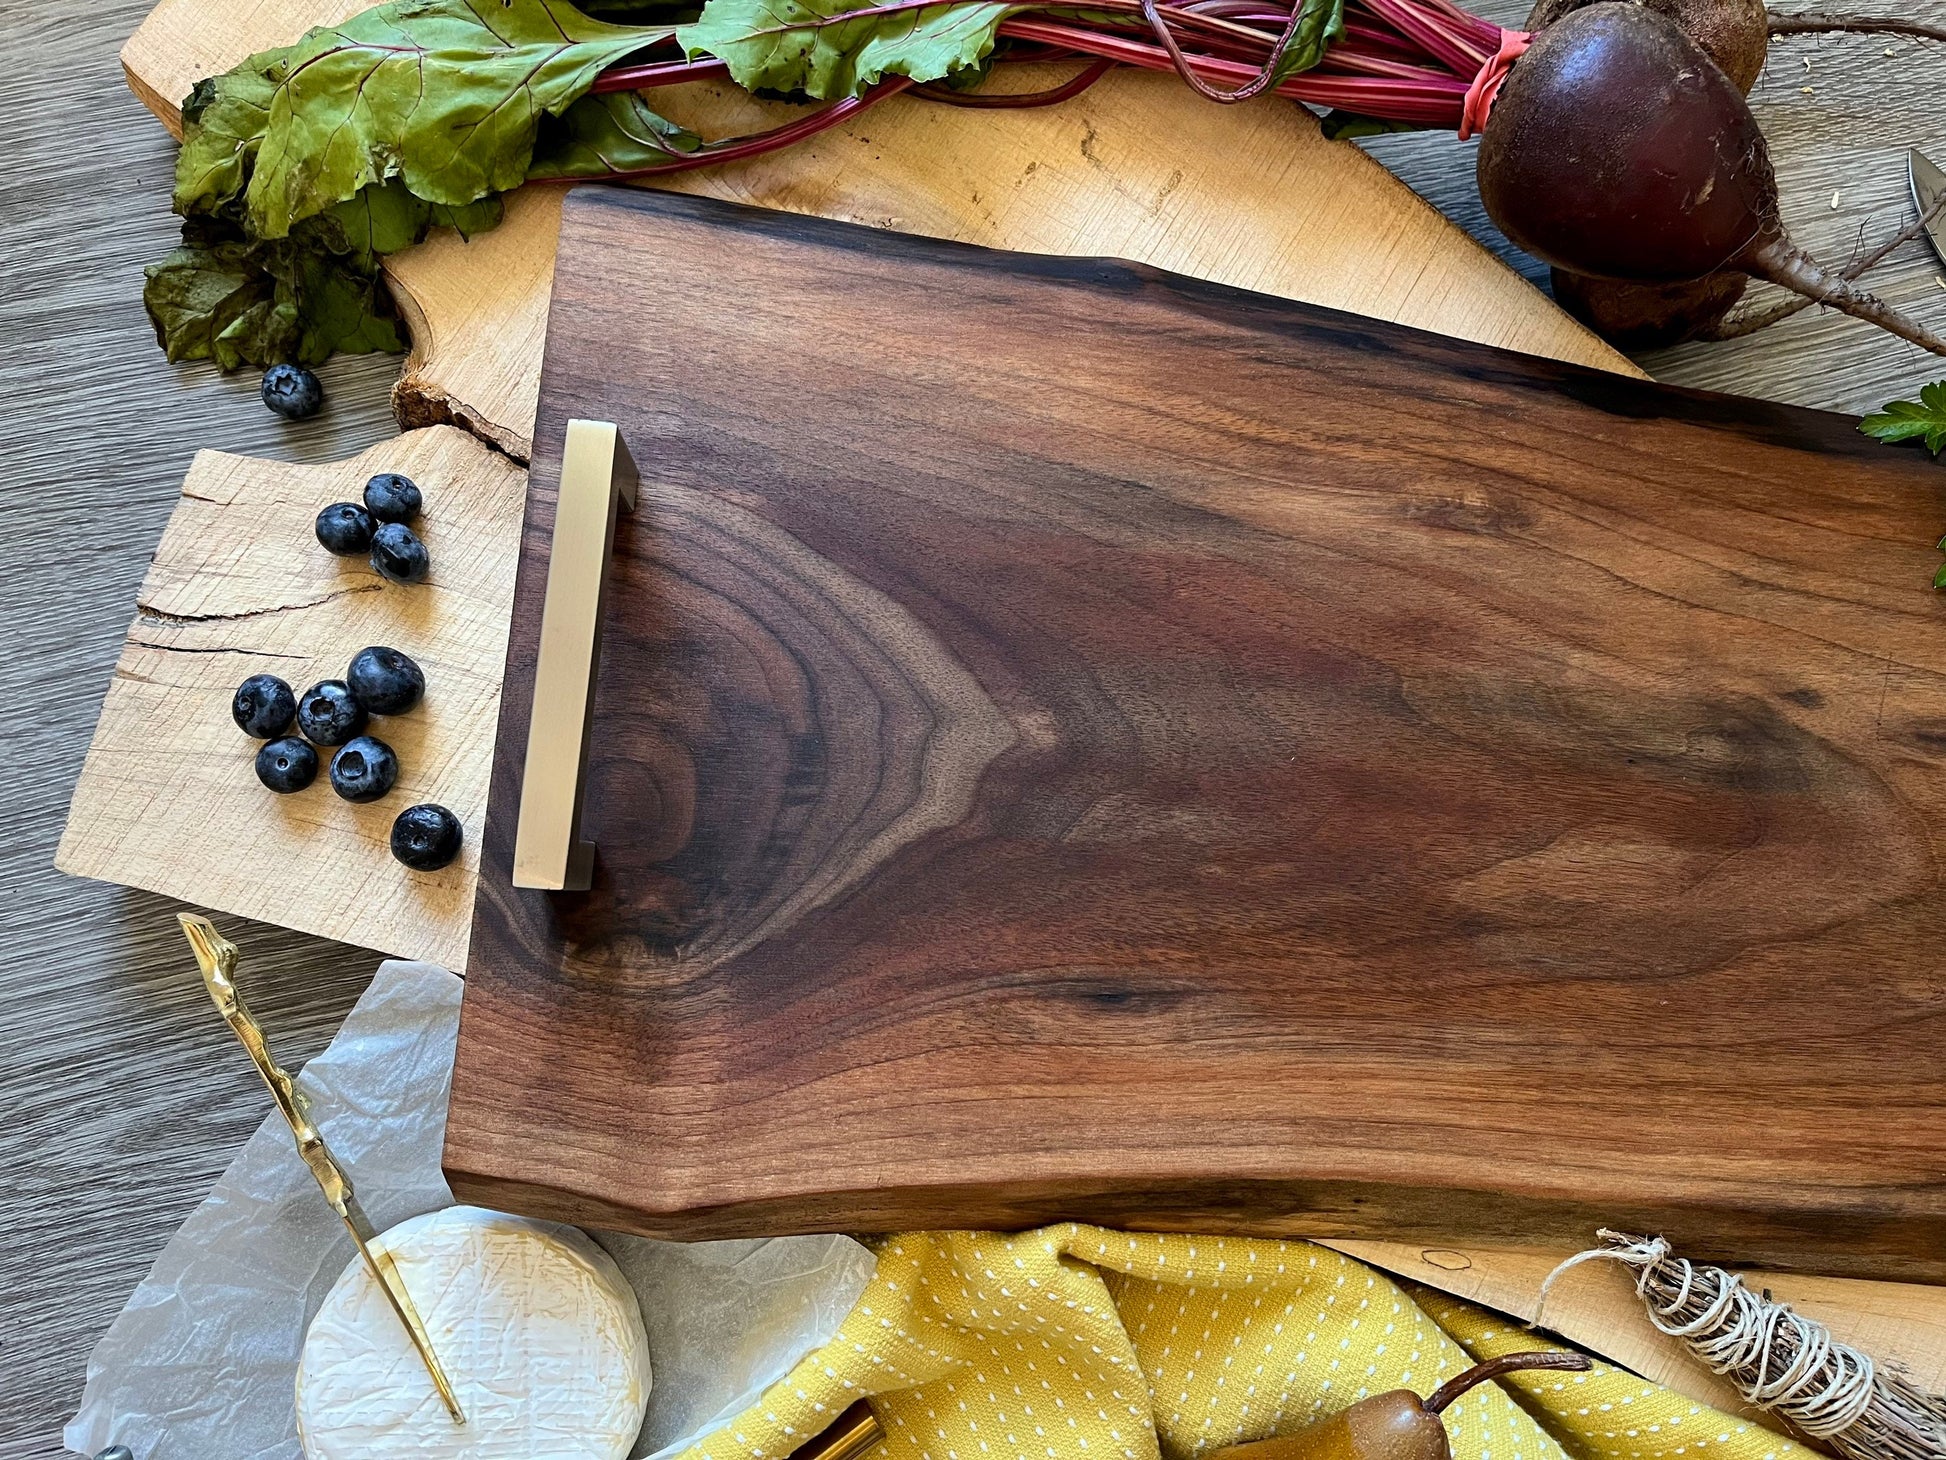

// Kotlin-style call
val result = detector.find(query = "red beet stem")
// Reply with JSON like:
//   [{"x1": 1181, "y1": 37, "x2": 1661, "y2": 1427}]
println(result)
[
  {"x1": 999, "y1": 16, "x2": 1471, "y2": 119},
  {"x1": 911, "y1": 59, "x2": 1116, "y2": 107},
  {"x1": 531, "y1": 77, "x2": 913, "y2": 182},
  {"x1": 576, "y1": 0, "x2": 1509, "y2": 183},
  {"x1": 594, "y1": 55, "x2": 730, "y2": 92}
]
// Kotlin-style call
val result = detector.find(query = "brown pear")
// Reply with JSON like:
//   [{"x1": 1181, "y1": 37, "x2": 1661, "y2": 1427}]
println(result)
[{"x1": 1204, "y1": 1352, "x2": 1592, "y2": 1460}]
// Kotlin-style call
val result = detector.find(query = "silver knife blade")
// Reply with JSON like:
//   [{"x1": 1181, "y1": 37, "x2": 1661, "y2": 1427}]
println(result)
[{"x1": 1909, "y1": 148, "x2": 1946, "y2": 266}]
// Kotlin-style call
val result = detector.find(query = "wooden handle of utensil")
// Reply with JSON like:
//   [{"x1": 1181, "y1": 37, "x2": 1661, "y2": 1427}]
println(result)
[{"x1": 511, "y1": 419, "x2": 638, "y2": 891}]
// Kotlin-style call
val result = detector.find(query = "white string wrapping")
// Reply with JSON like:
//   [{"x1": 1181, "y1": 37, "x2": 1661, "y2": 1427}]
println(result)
[{"x1": 1537, "y1": 1231, "x2": 1946, "y2": 1460}]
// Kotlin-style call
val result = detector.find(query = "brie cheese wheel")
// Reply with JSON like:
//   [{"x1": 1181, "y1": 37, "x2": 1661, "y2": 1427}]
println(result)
[{"x1": 296, "y1": 1206, "x2": 651, "y2": 1459}]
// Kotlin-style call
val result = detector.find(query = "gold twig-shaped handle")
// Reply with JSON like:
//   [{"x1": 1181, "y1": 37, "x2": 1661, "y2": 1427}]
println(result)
[{"x1": 177, "y1": 914, "x2": 466, "y2": 1425}]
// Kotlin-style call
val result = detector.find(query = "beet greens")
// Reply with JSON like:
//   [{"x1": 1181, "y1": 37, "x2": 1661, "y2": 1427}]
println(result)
[{"x1": 146, "y1": 0, "x2": 1946, "y2": 371}]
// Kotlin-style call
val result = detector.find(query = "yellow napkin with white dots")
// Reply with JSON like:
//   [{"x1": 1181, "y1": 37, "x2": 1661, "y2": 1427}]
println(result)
[{"x1": 673, "y1": 1226, "x2": 1809, "y2": 1460}]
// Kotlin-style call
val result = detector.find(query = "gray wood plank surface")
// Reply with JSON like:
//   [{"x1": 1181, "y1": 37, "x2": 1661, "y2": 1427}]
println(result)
[{"x1": 3, "y1": 2, "x2": 1944, "y2": 1456}]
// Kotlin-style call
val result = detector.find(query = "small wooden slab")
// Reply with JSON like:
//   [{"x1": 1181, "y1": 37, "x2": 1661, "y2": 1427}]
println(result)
[
  {"x1": 446, "y1": 189, "x2": 1946, "y2": 1274},
  {"x1": 1330, "y1": 1239, "x2": 1946, "y2": 1428},
  {"x1": 58, "y1": 427, "x2": 526, "y2": 968},
  {"x1": 120, "y1": 0, "x2": 1634, "y2": 459}
]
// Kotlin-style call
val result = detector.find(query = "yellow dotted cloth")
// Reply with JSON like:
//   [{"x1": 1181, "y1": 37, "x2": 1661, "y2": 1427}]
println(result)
[{"x1": 671, "y1": 1227, "x2": 1810, "y2": 1460}]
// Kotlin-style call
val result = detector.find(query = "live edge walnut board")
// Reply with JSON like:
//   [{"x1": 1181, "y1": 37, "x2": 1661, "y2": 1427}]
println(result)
[{"x1": 446, "y1": 187, "x2": 1946, "y2": 1275}]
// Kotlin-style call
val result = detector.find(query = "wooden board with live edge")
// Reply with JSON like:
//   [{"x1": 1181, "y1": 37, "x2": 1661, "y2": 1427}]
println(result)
[{"x1": 445, "y1": 188, "x2": 1946, "y2": 1276}]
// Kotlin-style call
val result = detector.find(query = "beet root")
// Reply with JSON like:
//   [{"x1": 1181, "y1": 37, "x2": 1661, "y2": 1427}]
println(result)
[
  {"x1": 1481, "y1": 3, "x2": 1946, "y2": 356},
  {"x1": 1551, "y1": 268, "x2": 1748, "y2": 349},
  {"x1": 1482, "y1": 4, "x2": 1774, "y2": 281},
  {"x1": 1524, "y1": 0, "x2": 1766, "y2": 92}
]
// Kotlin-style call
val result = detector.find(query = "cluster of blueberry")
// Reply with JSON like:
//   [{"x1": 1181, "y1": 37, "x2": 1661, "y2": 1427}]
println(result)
[
  {"x1": 317, "y1": 471, "x2": 431, "y2": 583},
  {"x1": 232, "y1": 649, "x2": 462, "y2": 871}
]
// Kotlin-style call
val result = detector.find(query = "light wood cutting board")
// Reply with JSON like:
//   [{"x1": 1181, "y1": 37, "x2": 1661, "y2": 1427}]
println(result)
[
  {"x1": 57, "y1": 426, "x2": 525, "y2": 970},
  {"x1": 120, "y1": 0, "x2": 1636, "y2": 459}
]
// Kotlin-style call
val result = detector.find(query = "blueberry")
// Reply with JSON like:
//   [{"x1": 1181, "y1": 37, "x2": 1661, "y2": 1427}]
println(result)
[
  {"x1": 315, "y1": 502, "x2": 375, "y2": 556},
  {"x1": 231, "y1": 673, "x2": 296, "y2": 738},
  {"x1": 363, "y1": 472, "x2": 422, "y2": 524},
  {"x1": 94, "y1": 1448, "x2": 135, "y2": 1460},
  {"x1": 369, "y1": 523, "x2": 429, "y2": 584},
  {"x1": 260, "y1": 363, "x2": 323, "y2": 420},
  {"x1": 390, "y1": 803, "x2": 464, "y2": 870},
  {"x1": 296, "y1": 680, "x2": 368, "y2": 746},
  {"x1": 330, "y1": 735, "x2": 399, "y2": 802},
  {"x1": 347, "y1": 646, "x2": 426, "y2": 715},
  {"x1": 255, "y1": 736, "x2": 319, "y2": 793}
]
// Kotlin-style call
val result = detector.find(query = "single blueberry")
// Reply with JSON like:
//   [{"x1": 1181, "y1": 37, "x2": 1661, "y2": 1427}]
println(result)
[
  {"x1": 260, "y1": 363, "x2": 323, "y2": 420},
  {"x1": 94, "y1": 1448, "x2": 136, "y2": 1460},
  {"x1": 231, "y1": 673, "x2": 296, "y2": 738},
  {"x1": 296, "y1": 680, "x2": 368, "y2": 746},
  {"x1": 363, "y1": 472, "x2": 422, "y2": 524},
  {"x1": 315, "y1": 502, "x2": 375, "y2": 556},
  {"x1": 369, "y1": 523, "x2": 430, "y2": 584},
  {"x1": 390, "y1": 803, "x2": 464, "y2": 871},
  {"x1": 347, "y1": 646, "x2": 426, "y2": 715},
  {"x1": 255, "y1": 736, "x2": 319, "y2": 793},
  {"x1": 330, "y1": 735, "x2": 399, "y2": 803}
]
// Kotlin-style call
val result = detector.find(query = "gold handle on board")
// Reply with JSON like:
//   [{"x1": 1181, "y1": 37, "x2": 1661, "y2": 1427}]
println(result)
[{"x1": 512, "y1": 419, "x2": 639, "y2": 891}]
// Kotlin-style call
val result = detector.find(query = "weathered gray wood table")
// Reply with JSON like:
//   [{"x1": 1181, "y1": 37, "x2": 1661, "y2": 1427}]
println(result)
[{"x1": 3, "y1": 1, "x2": 1943, "y2": 1455}]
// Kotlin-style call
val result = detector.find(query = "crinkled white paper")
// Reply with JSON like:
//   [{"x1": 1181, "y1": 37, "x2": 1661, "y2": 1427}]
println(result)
[{"x1": 65, "y1": 961, "x2": 875, "y2": 1460}]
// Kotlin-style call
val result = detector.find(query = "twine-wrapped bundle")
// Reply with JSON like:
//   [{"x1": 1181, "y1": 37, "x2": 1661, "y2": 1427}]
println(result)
[{"x1": 1541, "y1": 1231, "x2": 1946, "y2": 1460}]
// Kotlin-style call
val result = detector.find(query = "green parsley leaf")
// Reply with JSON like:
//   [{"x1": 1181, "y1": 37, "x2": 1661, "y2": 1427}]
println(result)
[{"x1": 1861, "y1": 380, "x2": 1946, "y2": 456}]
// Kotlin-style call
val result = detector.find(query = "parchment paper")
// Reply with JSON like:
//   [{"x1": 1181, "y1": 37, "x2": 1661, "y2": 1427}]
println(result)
[{"x1": 64, "y1": 960, "x2": 876, "y2": 1460}]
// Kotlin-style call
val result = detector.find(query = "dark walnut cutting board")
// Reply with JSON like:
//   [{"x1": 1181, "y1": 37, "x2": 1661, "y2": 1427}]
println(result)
[{"x1": 445, "y1": 187, "x2": 1946, "y2": 1276}]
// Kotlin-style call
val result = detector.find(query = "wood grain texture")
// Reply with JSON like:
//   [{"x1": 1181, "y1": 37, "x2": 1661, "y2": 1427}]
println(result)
[
  {"x1": 57, "y1": 427, "x2": 527, "y2": 970},
  {"x1": 119, "y1": 0, "x2": 1636, "y2": 462},
  {"x1": 12, "y1": 3, "x2": 1946, "y2": 1454},
  {"x1": 1327, "y1": 1240, "x2": 1946, "y2": 1431},
  {"x1": 446, "y1": 188, "x2": 1946, "y2": 1273},
  {"x1": 1, "y1": 3, "x2": 410, "y2": 1451}
]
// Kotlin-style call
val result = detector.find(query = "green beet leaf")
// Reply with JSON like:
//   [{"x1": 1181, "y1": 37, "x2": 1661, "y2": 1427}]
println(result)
[
  {"x1": 144, "y1": 205, "x2": 409, "y2": 371},
  {"x1": 529, "y1": 91, "x2": 703, "y2": 177},
  {"x1": 154, "y1": 0, "x2": 689, "y2": 372},
  {"x1": 241, "y1": 0, "x2": 668, "y2": 238},
  {"x1": 1317, "y1": 108, "x2": 1428, "y2": 140},
  {"x1": 1861, "y1": 381, "x2": 1946, "y2": 456},
  {"x1": 1267, "y1": 0, "x2": 1345, "y2": 84},
  {"x1": 145, "y1": 239, "x2": 285, "y2": 366},
  {"x1": 175, "y1": 57, "x2": 285, "y2": 219},
  {"x1": 677, "y1": 0, "x2": 1011, "y2": 100}
]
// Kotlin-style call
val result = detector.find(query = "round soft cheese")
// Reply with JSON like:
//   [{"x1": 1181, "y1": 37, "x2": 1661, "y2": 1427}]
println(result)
[{"x1": 296, "y1": 1206, "x2": 651, "y2": 1459}]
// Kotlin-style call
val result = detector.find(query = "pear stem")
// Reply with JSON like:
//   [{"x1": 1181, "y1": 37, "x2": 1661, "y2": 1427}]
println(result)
[
  {"x1": 1423, "y1": 1352, "x2": 1593, "y2": 1414},
  {"x1": 1741, "y1": 237, "x2": 1946, "y2": 356}
]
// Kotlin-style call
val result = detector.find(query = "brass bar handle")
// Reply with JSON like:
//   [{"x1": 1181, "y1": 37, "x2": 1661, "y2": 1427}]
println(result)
[{"x1": 512, "y1": 420, "x2": 638, "y2": 891}]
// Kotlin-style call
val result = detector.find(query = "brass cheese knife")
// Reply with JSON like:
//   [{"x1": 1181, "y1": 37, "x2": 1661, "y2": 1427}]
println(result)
[{"x1": 177, "y1": 913, "x2": 465, "y2": 1425}]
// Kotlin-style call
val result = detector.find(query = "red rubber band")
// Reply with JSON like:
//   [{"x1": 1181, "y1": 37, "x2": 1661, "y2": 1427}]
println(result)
[{"x1": 1457, "y1": 28, "x2": 1529, "y2": 140}]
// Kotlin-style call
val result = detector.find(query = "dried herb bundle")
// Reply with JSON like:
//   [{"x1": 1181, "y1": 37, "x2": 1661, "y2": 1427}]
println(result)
[{"x1": 1541, "y1": 1232, "x2": 1946, "y2": 1460}]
